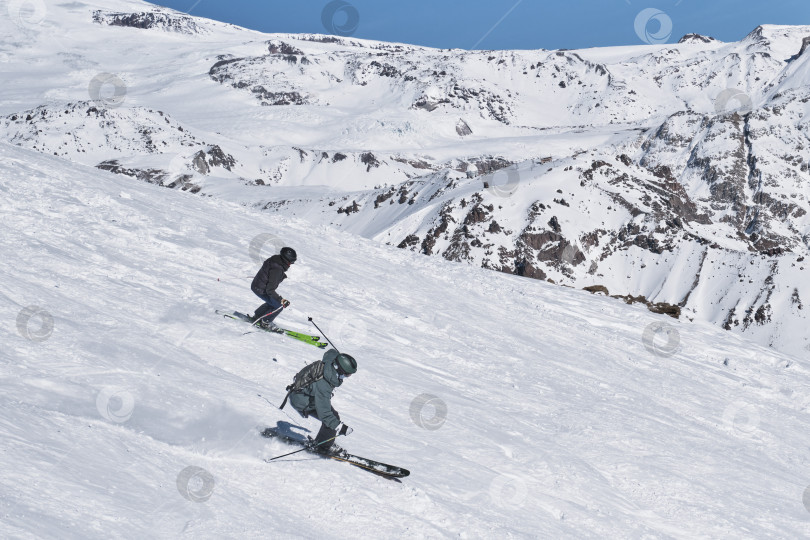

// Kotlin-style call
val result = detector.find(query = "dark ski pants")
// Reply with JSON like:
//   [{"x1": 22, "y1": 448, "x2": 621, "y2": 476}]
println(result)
[
  {"x1": 253, "y1": 293, "x2": 282, "y2": 322},
  {"x1": 309, "y1": 407, "x2": 341, "y2": 450}
]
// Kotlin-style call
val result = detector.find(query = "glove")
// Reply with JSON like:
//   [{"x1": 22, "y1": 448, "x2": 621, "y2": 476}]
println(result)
[
  {"x1": 281, "y1": 299, "x2": 290, "y2": 308},
  {"x1": 337, "y1": 423, "x2": 353, "y2": 436}
]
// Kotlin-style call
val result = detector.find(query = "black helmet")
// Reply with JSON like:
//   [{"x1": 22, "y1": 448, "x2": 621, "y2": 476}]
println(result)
[
  {"x1": 335, "y1": 353, "x2": 357, "y2": 375},
  {"x1": 280, "y1": 247, "x2": 297, "y2": 265}
]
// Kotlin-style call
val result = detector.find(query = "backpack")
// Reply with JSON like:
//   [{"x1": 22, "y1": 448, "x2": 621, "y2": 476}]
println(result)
[{"x1": 279, "y1": 360, "x2": 325, "y2": 410}]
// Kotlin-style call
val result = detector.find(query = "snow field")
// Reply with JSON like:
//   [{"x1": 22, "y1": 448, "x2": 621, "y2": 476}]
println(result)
[{"x1": 2, "y1": 142, "x2": 810, "y2": 538}]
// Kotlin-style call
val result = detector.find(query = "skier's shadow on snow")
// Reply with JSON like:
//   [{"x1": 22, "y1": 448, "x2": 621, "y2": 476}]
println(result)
[
  {"x1": 264, "y1": 421, "x2": 321, "y2": 463},
  {"x1": 272, "y1": 420, "x2": 311, "y2": 442}
]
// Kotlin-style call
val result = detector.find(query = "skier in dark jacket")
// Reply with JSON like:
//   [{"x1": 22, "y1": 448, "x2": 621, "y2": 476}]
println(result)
[
  {"x1": 251, "y1": 247, "x2": 296, "y2": 331},
  {"x1": 289, "y1": 349, "x2": 358, "y2": 455}
]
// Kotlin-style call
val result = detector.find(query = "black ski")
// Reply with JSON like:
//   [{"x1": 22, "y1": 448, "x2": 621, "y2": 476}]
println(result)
[{"x1": 260, "y1": 428, "x2": 410, "y2": 479}]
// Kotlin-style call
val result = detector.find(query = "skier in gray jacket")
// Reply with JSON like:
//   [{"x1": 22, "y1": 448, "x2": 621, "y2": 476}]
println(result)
[{"x1": 289, "y1": 349, "x2": 358, "y2": 455}]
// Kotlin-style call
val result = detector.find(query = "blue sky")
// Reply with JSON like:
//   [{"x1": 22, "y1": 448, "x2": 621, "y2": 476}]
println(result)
[{"x1": 148, "y1": 0, "x2": 810, "y2": 50}]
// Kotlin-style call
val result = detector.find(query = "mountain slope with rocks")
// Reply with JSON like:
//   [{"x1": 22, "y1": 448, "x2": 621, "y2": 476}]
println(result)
[{"x1": 1, "y1": 0, "x2": 807, "y2": 355}]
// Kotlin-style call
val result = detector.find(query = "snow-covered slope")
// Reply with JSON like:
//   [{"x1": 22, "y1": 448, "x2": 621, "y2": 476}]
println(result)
[
  {"x1": 1, "y1": 0, "x2": 808, "y2": 356},
  {"x1": 4, "y1": 140, "x2": 810, "y2": 537}
]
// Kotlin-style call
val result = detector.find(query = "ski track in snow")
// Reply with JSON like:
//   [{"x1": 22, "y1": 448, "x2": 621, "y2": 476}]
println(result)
[{"x1": 2, "y1": 141, "x2": 810, "y2": 538}]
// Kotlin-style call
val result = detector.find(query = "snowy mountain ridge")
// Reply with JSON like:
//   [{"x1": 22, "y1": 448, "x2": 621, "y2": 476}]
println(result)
[{"x1": 1, "y1": 0, "x2": 808, "y2": 355}]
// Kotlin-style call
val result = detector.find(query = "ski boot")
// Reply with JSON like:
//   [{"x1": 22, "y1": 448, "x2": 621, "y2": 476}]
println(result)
[
  {"x1": 315, "y1": 441, "x2": 348, "y2": 458},
  {"x1": 258, "y1": 319, "x2": 284, "y2": 333}
]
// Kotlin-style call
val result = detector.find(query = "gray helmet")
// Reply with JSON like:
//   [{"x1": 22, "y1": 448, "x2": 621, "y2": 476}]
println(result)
[{"x1": 335, "y1": 353, "x2": 357, "y2": 375}]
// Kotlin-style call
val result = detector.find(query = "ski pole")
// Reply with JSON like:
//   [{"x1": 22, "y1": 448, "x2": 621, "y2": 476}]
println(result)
[
  {"x1": 307, "y1": 317, "x2": 339, "y2": 352},
  {"x1": 266, "y1": 436, "x2": 338, "y2": 462},
  {"x1": 251, "y1": 304, "x2": 285, "y2": 327}
]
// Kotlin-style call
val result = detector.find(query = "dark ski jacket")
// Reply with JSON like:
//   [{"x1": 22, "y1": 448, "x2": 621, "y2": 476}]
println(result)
[
  {"x1": 251, "y1": 254, "x2": 288, "y2": 302},
  {"x1": 289, "y1": 349, "x2": 343, "y2": 430}
]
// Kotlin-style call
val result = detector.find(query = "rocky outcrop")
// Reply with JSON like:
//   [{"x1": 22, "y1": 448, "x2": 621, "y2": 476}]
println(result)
[
  {"x1": 678, "y1": 34, "x2": 719, "y2": 44},
  {"x1": 96, "y1": 160, "x2": 201, "y2": 193},
  {"x1": 92, "y1": 10, "x2": 206, "y2": 34}
]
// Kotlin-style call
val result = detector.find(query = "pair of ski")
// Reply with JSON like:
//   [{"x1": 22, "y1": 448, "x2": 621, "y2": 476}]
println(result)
[
  {"x1": 216, "y1": 310, "x2": 327, "y2": 349},
  {"x1": 261, "y1": 428, "x2": 410, "y2": 480}
]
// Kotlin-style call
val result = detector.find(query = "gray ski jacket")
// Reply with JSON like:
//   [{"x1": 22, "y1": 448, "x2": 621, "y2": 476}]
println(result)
[{"x1": 289, "y1": 349, "x2": 343, "y2": 430}]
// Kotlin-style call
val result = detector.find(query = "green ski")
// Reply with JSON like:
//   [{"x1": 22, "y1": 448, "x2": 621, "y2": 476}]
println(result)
[{"x1": 216, "y1": 310, "x2": 327, "y2": 349}]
